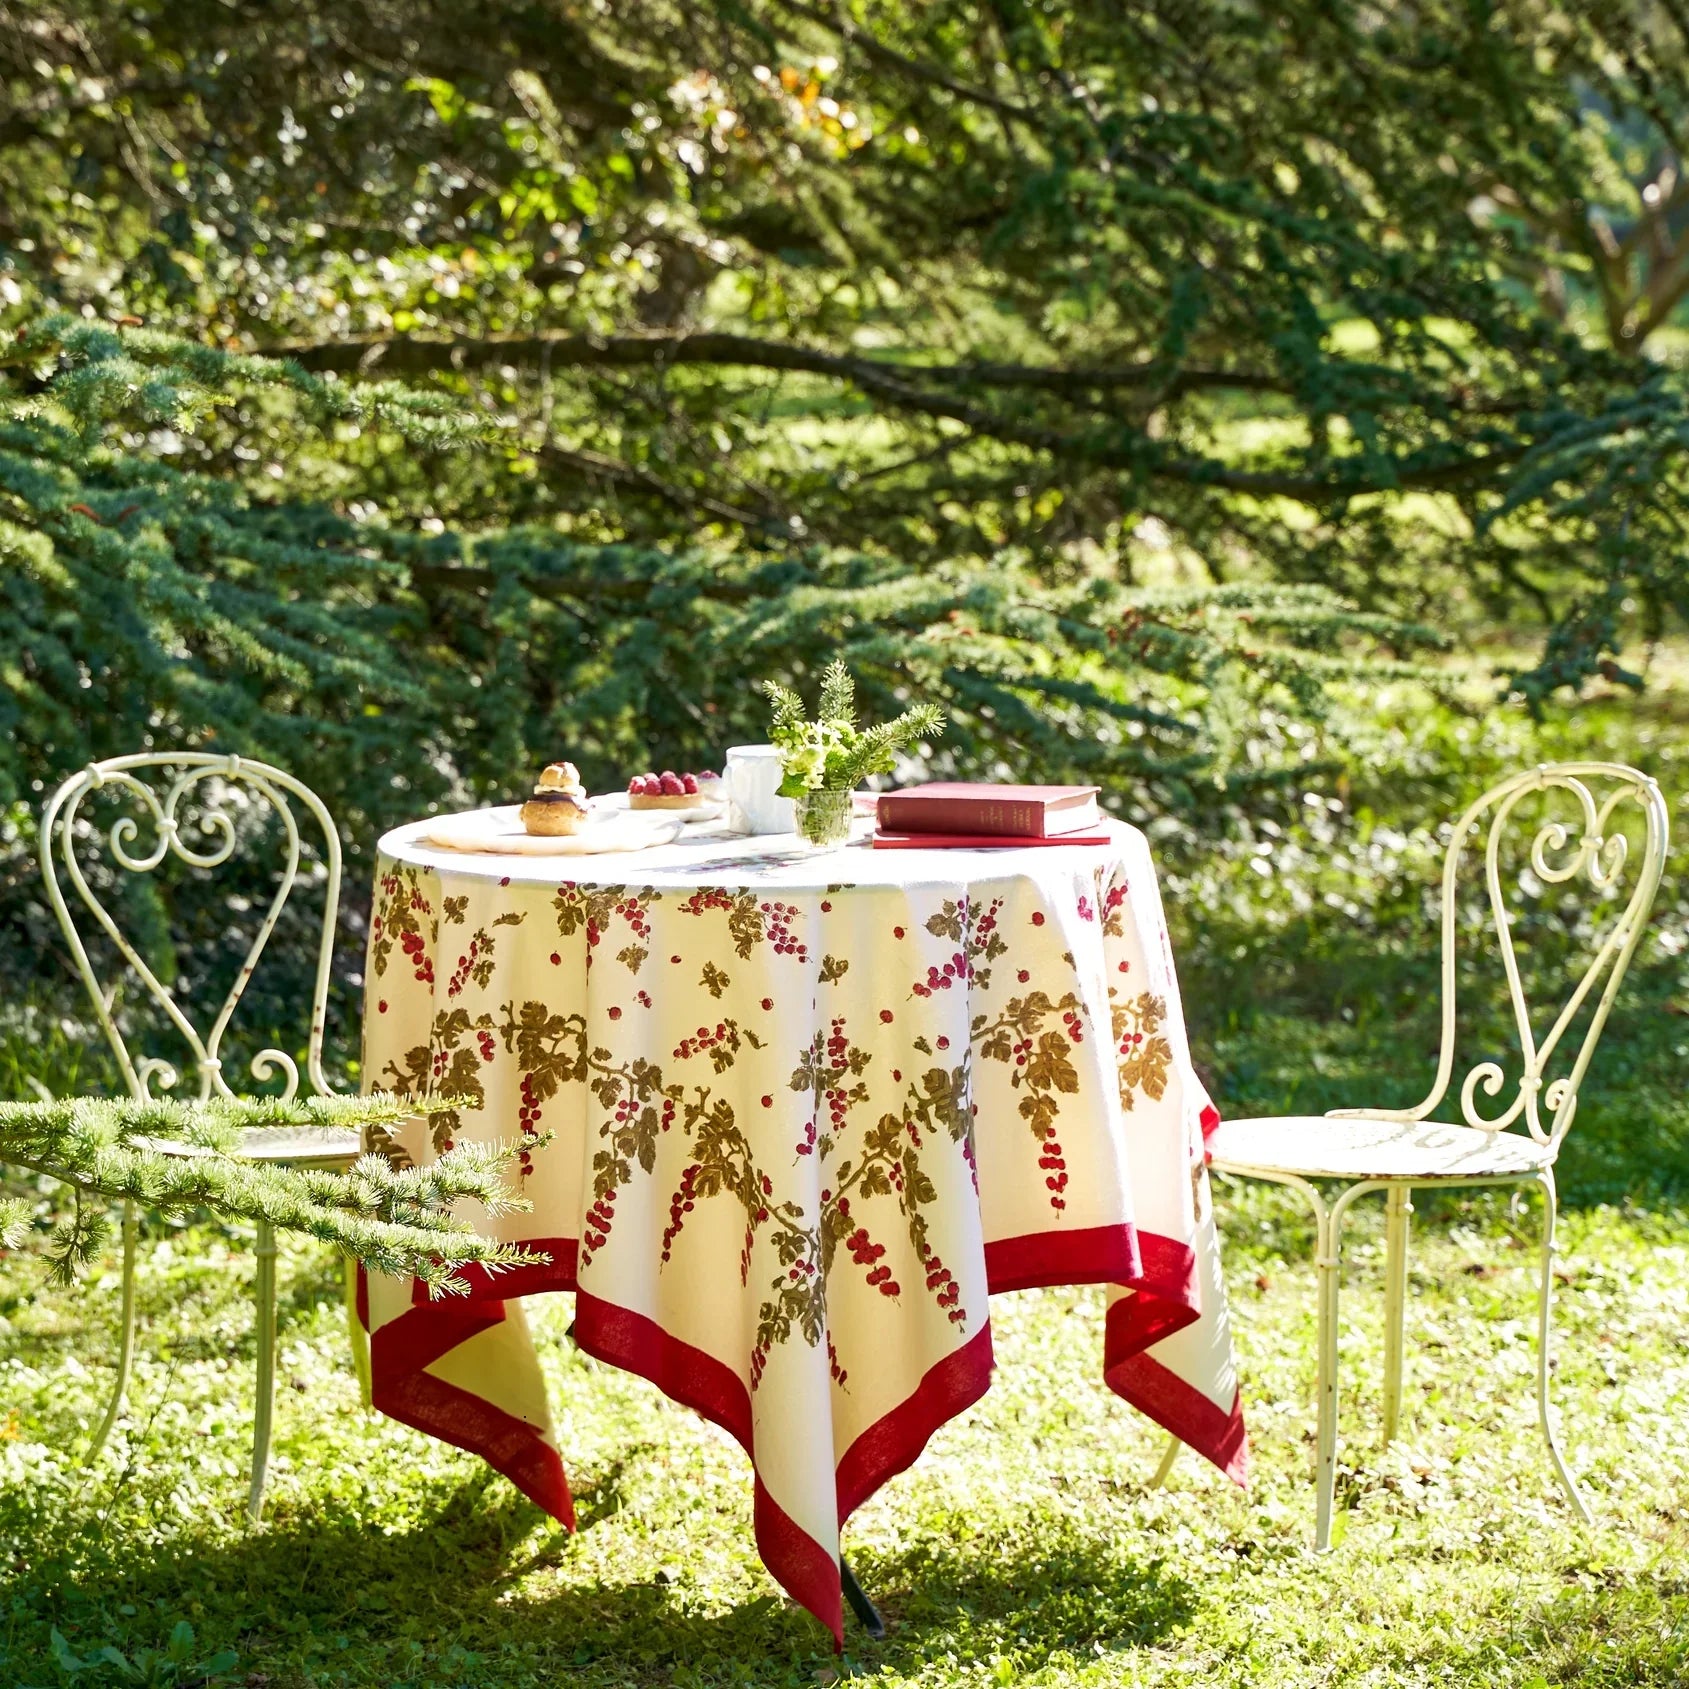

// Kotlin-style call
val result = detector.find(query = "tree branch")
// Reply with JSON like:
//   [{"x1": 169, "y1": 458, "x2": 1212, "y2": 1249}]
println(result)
[
  {"x1": 768, "y1": 0, "x2": 1036, "y2": 123},
  {"x1": 264, "y1": 331, "x2": 1536, "y2": 502},
  {"x1": 533, "y1": 439, "x2": 778, "y2": 530},
  {"x1": 265, "y1": 326, "x2": 1286, "y2": 398}
]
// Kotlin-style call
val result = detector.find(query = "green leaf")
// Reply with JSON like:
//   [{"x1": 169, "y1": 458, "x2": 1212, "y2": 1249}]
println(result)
[{"x1": 49, "y1": 1629, "x2": 87, "y2": 1673}]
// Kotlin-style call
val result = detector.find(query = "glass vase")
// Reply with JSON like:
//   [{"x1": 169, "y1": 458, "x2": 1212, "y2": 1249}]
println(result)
[{"x1": 795, "y1": 787, "x2": 853, "y2": 849}]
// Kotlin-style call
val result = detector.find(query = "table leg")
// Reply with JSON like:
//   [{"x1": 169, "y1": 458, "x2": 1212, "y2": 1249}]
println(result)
[{"x1": 840, "y1": 1556, "x2": 885, "y2": 1639}]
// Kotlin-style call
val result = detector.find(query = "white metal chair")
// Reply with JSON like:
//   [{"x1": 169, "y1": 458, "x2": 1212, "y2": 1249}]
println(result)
[
  {"x1": 1164, "y1": 762, "x2": 1668, "y2": 1546},
  {"x1": 40, "y1": 752, "x2": 371, "y2": 1521}
]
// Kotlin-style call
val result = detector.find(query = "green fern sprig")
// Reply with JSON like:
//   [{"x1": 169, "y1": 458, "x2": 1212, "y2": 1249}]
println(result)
[{"x1": 762, "y1": 664, "x2": 945, "y2": 795}]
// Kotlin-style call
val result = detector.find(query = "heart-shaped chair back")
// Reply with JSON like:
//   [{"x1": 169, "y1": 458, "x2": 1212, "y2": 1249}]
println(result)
[{"x1": 40, "y1": 753, "x2": 343, "y2": 1103}]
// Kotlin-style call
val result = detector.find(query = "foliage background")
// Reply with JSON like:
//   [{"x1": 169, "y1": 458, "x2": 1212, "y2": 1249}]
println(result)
[
  {"x1": 2, "y1": 4, "x2": 1688, "y2": 1683},
  {"x1": 5, "y1": 0, "x2": 1689, "y2": 1076}
]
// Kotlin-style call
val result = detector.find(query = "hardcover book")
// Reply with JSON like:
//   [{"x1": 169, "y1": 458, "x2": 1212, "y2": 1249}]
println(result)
[
  {"x1": 875, "y1": 782, "x2": 1101, "y2": 839},
  {"x1": 870, "y1": 830, "x2": 1112, "y2": 850}
]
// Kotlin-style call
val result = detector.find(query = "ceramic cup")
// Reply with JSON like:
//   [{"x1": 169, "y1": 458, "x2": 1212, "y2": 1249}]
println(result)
[{"x1": 724, "y1": 744, "x2": 797, "y2": 835}]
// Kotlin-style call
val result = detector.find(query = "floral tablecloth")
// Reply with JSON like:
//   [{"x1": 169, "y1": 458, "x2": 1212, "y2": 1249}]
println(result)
[{"x1": 360, "y1": 816, "x2": 1245, "y2": 1645}]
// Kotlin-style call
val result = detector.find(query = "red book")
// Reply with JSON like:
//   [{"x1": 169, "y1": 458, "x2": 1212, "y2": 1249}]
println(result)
[
  {"x1": 875, "y1": 782, "x2": 1102, "y2": 839},
  {"x1": 872, "y1": 830, "x2": 1113, "y2": 850}
]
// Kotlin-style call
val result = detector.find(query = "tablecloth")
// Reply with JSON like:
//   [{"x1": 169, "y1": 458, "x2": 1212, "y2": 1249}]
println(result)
[{"x1": 360, "y1": 816, "x2": 1245, "y2": 1644}]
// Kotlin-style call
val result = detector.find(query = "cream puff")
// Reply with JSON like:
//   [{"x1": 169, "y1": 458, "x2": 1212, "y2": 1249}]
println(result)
[{"x1": 520, "y1": 788, "x2": 591, "y2": 836}]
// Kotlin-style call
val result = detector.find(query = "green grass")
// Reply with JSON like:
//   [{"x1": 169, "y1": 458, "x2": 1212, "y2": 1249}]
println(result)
[
  {"x1": 4, "y1": 659, "x2": 1689, "y2": 1687},
  {"x1": 2, "y1": 1188, "x2": 1685, "y2": 1687}
]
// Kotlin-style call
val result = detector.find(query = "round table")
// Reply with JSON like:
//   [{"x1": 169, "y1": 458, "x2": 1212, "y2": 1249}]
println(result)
[{"x1": 360, "y1": 813, "x2": 1245, "y2": 1645}]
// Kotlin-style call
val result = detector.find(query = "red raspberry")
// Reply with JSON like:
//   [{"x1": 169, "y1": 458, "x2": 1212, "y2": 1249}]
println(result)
[
  {"x1": 681, "y1": 773, "x2": 698, "y2": 794},
  {"x1": 659, "y1": 772, "x2": 684, "y2": 796}
]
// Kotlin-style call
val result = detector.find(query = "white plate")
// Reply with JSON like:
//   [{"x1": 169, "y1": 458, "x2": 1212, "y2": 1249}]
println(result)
[{"x1": 417, "y1": 803, "x2": 686, "y2": 857}]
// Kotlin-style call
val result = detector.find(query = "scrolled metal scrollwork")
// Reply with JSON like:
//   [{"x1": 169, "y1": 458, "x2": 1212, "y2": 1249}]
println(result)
[
  {"x1": 40, "y1": 753, "x2": 343, "y2": 1105},
  {"x1": 248, "y1": 1048, "x2": 302, "y2": 1104},
  {"x1": 1334, "y1": 762, "x2": 1667, "y2": 1151}
]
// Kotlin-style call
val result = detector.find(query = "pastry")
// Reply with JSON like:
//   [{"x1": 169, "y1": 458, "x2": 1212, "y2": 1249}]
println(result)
[
  {"x1": 627, "y1": 769, "x2": 718, "y2": 811},
  {"x1": 537, "y1": 761, "x2": 582, "y2": 792},
  {"x1": 520, "y1": 789, "x2": 590, "y2": 835},
  {"x1": 520, "y1": 761, "x2": 591, "y2": 835}
]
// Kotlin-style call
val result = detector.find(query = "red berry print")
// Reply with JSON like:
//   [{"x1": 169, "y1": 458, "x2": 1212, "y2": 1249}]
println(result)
[
  {"x1": 662, "y1": 1165, "x2": 700, "y2": 1261},
  {"x1": 581, "y1": 1184, "x2": 618, "y2": 1263},
  {"x1": 1101, "y1": 880, "x2": 1128, "y2": 928},
  {"x1": 677, "y1": 889, "x2": 808, "y2": 960},
  {"x1": 515, "y1": 1072, "x2": 544, "y2": 1176}
]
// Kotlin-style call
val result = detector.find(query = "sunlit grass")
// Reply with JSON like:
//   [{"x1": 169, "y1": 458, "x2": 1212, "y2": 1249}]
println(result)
[{"x1": 2, "y1": 1182, "x2": 1684, "y2": 1687}]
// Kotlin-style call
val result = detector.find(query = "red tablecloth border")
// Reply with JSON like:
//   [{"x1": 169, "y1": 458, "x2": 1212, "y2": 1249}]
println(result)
[{"x1": 364, "y1": 1216, "x2": 1243, "y2": 1649}]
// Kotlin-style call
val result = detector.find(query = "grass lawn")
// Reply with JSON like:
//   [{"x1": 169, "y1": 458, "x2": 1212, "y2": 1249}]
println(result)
[
  {"x1": 3, "y1": 1185, "x2": 1685, "y2": 1687},
  {"x1": 4, "y1": 668, "x2": 1689, "y2": 1687}
]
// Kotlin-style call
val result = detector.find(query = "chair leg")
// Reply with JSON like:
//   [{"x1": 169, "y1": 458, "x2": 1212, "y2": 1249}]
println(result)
[
  {"x1": 1313, "y1": 1198, "x2": 1344, "y2": 1551},
  {"x1": 87, "y1": 1200, "x2": 139, "y2": 1460},
  {"x1": 248, "y1": 1220, "x2": 278, "y2": 1524},
  {"x1": 1533, "y1": 1170, "x2": 1592, "y2": 1525},
  {"x1": 1381, "y1": 1185, "x2": 1412, "y2": 1448},
  {"x1": 343, "y1": 1252, "x2": 372, "y2": 1410},
  {"x1": 1148, "y1": 1432, "x2": 1181, "y2": 1489}
]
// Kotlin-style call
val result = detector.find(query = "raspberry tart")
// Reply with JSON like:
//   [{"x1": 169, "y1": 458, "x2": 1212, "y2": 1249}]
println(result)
[{"x1": 627, "y1": 769, "x2": 719, "y2": 811}]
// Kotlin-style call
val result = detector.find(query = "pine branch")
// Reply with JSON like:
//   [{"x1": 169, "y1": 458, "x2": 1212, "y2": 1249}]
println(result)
[
  {"x1": 259, "y1": 327, "x2": 1287, "y2": 398},
  {"x1": 252, "y1": 330, "x2": 1567, "y2": 500},
  {"x1": 0, "y1": 1095, "x2": 549, "y2": 1296},
  {"x1": 818, "y1": 658, "x2": 856, "y2": 726}
]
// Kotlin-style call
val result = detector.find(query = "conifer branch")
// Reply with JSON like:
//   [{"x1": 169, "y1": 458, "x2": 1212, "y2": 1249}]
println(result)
[
  {"x1": 0, "y1": 1095, "x2": 548, "y2": 1296},
  {"x1": 257, "y1": 327, "x2": 1545, "y2": 502}
]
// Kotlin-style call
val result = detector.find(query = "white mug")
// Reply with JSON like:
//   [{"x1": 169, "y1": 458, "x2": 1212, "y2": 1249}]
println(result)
[{"x1": 724, "y1": 744, "x2": 797, "y2": 835}]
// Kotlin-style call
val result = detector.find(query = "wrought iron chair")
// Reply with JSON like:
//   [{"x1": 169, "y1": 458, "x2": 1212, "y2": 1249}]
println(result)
[
  {"x1": 40, "y1": 753, "x2": 371, "y2": 1521},
  {"x1": 1159, "y1": 762, "x2": 1668, "y2": 1546}
]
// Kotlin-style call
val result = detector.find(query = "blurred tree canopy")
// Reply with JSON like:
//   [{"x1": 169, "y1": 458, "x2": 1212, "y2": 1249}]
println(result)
[
  {"x1": 3, "y1": 0, "x2": 1689, "y2": 800},
  {"x1": 5, "y1": 1, "x2": 1689, "y2": 686}
]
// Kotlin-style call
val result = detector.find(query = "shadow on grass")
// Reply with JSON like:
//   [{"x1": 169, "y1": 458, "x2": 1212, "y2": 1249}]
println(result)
[{"x1": 14, "y1": 1471, "x2": 1196, "y2": 1685}]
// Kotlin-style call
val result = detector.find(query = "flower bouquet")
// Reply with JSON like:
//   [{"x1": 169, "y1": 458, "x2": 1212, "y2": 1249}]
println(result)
[{"x1": 763, "y1": 661, "x2": 944, "y2": 847}]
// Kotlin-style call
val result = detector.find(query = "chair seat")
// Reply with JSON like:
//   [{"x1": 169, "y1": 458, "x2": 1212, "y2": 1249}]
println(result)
[
  {"x1": 1206, "y1": 1114, "x2": 1553, "y2": 1182},
  {"x1": 132, "y1": 1125, "x2": 362, "y2": 1169},
  {"x1": 236, "y1": 1125, "x2": 363, "y2": 1167}
]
